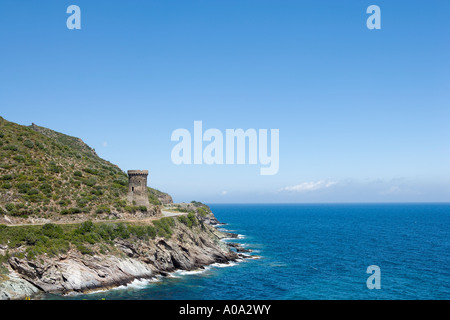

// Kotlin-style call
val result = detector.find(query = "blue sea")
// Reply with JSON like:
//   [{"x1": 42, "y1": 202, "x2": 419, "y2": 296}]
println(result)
[{"x1": 46, "y1": 203, "x2": 450, "y2": 300}]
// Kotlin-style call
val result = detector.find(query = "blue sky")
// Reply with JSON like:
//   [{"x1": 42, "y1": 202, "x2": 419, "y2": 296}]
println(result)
[{"x1": 1, "y1": 0, "x2": 449, "y2": 203}]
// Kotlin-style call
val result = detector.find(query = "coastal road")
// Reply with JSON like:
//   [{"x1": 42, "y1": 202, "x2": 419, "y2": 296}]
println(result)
[{"x1": 3, "y1": 210, "x2": 188, "y2": 227}]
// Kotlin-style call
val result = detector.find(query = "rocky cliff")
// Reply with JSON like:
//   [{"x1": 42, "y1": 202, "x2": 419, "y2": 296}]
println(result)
[{"x1": 0, "y1": 214, "x2": 246, "y2": 299}]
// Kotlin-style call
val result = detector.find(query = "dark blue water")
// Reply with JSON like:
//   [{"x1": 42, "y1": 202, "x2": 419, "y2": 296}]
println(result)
[{"x1": 47, "y1": 204, "x2": 450, "y2": 300}]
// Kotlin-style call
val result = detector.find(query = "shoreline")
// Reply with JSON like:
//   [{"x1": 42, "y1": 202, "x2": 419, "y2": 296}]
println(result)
[
  {"x1": 55, "y1": 259, "x2": 245, "y2": 299},
  {"x1": 57, "y1": 229, "x2": 259, "y2": 299},
  {"x1": 0, "y1": 215, "x2": 256, "y2": 300}
]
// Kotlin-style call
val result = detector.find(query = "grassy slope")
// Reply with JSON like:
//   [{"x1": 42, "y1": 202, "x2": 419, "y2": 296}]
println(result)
[
  {"x1": 0, "y1": 116, "x2": 164, "y2": 221},
  {"x1": 0, "y1": 217, "x2": 182, "y2": 263}
]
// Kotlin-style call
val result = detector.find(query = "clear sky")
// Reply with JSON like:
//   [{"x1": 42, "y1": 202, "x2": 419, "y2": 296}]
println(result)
[{"x1": 1, "y1": 0, "x2": 449, "y2": 203}]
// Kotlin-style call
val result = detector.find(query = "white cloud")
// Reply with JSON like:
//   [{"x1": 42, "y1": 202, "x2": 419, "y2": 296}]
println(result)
[
  {"x1": 380, "y1": 185, "x2": 401, "y2": 195},
  {"x1": 281, "y1": 180, "x2": 338, "y2": 192},
  {"x1": 379, "y1": 184, "x2": 420, "y2": 196},
  {"x1": 221, "y1": 191, "x2": 228, "y2": 195},
  {"x1": 103, "y1": 141, "x2": 108, "y2": 147}
]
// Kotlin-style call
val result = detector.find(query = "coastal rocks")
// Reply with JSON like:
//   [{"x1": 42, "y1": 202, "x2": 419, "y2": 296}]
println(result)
[
  {"x1": 0, "y1": 215, "x2": 13, "y2": 225},
  {"x1": 2, "y1": 217, "x2": 239, "y2": 298},
  {"x1": 198, "y1": 213, "x2": 223, "y2": 226},
  {"x1": 114, "y1": 223, "x2": 238, "y2": 274},
  {"x1": 0, "y1": 271, "x2": 40, "y2": 300},
  {"x1": 157, "y1": 193, "x2": 173, "y2": 205},
  {"x1": 8, "y1": 253, "x2": 154, "y2": 294},
  {"x1": 226, "y1": 242, "x2": 252, "y2": 253},
  {"x1": 221, "y1": 231, "x2": 239, "y2": 239}
]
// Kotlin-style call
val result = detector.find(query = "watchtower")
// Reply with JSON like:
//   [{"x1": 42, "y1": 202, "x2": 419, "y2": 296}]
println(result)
[{"x1": 127, "y1": 170, "x2": 150, "y2": 207}]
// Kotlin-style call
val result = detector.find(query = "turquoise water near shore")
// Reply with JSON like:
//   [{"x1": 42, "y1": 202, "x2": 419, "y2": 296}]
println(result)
[{"x1": 46, "y1": 203, "x2": 450, "y2": 300}]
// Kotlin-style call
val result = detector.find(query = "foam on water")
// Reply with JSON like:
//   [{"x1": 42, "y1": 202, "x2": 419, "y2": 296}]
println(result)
[
  {"x1": 170, "y1": 268, "x2": 210, "y2": 277},
  {"x1": 111, "y1": 278, "x2": 160, "y2": 291}
]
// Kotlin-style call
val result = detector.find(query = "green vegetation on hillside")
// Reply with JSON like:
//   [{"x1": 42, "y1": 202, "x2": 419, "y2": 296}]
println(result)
[
  {"x1": 147, "y1": 187, "x2": 172, "y2": 205},
  {"x1": 0, "y1": 217, "x2": 181, "y2": 262},
  {"x1": 0, "y1": 116, "x2": 149, "y2": 219},
  {"x1": 170, "y1": 201, "x2": 211, "y2": 218},
  {"x1": 147, "y1": 187, "x2": 162, "y2": 205},
  {"x1": 177, "y1": 212, "x2": 199, "y2": 229}
]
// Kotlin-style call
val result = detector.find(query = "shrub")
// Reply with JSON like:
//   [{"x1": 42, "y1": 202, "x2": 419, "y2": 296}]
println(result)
[
  {"x1": 0, "y1": 253, "x2": 9, "y2": 265},
  {"x1": 48, "y1": 165, "x2": 62, "y2": 174},
  {"x1": 39, "y1": 183, "x2": 52, "y2": 193},
  {"x1": 69, "y1": 207, "x2": 82, "y2": 214},
  {"x1": 60, "y1": 207, "x2": 82, "y2": 215},
  {"x1": 58, "y1": 199, "x2": 69, "y2": 207},
  {"x1": 71, "y1": 180, "x2": 81, "y2": 188},
  {"x1": 5, "y1": 203, "x2": 15, "y2": 212},
  {"x1": 13, "y1": 155, "x2": 25, "y2": 162},
  {"x1": 191, "y1": 201, "x2": 202, "y2": 207},
  {"x1": 177, "y1": 215, "x2": 189, "y2": 226},
  {"x1": 187, "y1": 212, "x2": 198, "y2": 228},
  {"x1": 35, "y1": 142, "x2": 45, "y2": 150},
  {"x1": 24, "y1": 232, "x2": 38, "y2": 245},
  {"x1": 146, "y1": 225, "x2": 157, "y2": 239},
  {"x1": 84, "y1": 177, "x2": 97, "y2": 187},
  {"x1": 2, "y1": 174, "x2": 13, "y2": 181},
  {"x1": 3, "y1": 145, "x2": 18, "y2": 151},
  {"x1": 83, "y1": 168, "x2": 99, "y2": 175},
  {"x1": 148, "y1": 194, "x2": 161, "y2": 206},
  {"x1": 113, "y1": 179, "x2": 127, "y2": 186},
  {"x1": 23, "y1": 140, "x2": 34, "y2": 148},
  {"x1": 177, "y1": 213, "x2": 198, "y2": 229},
  {"x1": 2, "y1": 183, "x2": 11, "y2": 189},
  {"x1": 115, "y1": 223, "x2": 130, "y2": 239},
  {"x1": 79, "y1": 220, "x2": 94, "y2": 234},
  {"x1": 95, "y1": 205, "x2": 111, "y2": 214},
  {"x1": 76, "y1": 244, "x2": 93, "y2": 255},
  {"x1": 153, "y1": 218, "x2": 175, "y2": 238},
  {"x1": 17, "y1": 183, "x2": 31, "y2": 194},
  {"x1": 27, "y1": 188, "x2": 39, "y2": 195},
  {"x1": 128, "y1": 225, "x2": 147, "y2": 239},
  {"x1": 197, "y1": 207, "x2": 208, "y2": 217},
  {"x1": 97, "y1": 224, "x2": 115, "y2": 240},
  {"x1": 41, "y1": 223, "x2": 64, "y2": 238},
  {"x1": 46, "y1": 239, "x2": 70, "y2": 257},
  {"x1": 90, "y1": 189, "x2": 103, "y2": 196},
  {"x1": 77, "y1": 198, "x2": 89, "y2": 208},
  {"x1": 73, "y1": 171, "x2": 83, "y2": 177}
]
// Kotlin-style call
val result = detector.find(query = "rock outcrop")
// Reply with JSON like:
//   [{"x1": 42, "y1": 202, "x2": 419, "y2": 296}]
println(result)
[
  {"x1": 0, "y1": 216, "x2": 240, "y2": 299},
  {"x1": 0, "y1": 272, "x2": 40, "y2": 300}
]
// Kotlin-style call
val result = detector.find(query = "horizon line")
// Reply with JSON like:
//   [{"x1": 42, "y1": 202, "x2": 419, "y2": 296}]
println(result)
[{"x1": 195, "y1": 202, "x2": 450, "y2": 205}]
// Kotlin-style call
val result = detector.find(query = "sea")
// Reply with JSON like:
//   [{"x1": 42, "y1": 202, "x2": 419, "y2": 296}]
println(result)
[{"x1": 44, "y1": 203, "x2": 450, "y2": 300}]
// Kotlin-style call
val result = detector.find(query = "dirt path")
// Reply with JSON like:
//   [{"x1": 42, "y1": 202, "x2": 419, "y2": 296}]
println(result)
[{"x1": 4, "y1": 210, "x2": 188, "y2": 227}]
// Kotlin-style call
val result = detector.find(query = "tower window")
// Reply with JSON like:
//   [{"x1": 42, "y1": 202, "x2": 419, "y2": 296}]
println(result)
[{"x1": 132, "y1": 187, "x2": 134, "y2": 191}]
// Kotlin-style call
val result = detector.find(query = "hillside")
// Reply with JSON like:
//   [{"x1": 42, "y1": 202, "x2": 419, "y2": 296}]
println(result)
[
  {"x1": 0, "y1": 116, "x2": 247, "y2": 300},
  {"x1": 0, "y1": 116, "x2": 167, "y2": 224}
]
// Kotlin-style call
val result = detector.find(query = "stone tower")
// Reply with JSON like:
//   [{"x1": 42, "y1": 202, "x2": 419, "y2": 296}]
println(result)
[{"x1": 127, "y1": 170, "x2": 150, "y2": 207}]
